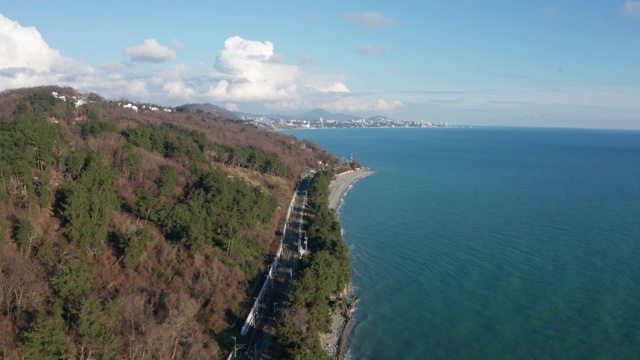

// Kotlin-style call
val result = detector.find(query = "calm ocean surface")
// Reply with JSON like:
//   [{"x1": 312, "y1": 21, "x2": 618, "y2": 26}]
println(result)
[{"x1": 284, "y1": 127, "x2": 640, "y2": 359}]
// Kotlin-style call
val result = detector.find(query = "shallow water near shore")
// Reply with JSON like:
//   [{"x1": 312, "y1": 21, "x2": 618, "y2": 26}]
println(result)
[{"x1": 284, "y1": 127, "x2": 640, "y2": 359}]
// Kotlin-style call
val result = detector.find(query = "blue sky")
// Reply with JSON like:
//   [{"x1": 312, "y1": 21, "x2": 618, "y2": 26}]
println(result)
[{"x1": 1, "y1": 1, "x2": 639, "y2": 129}]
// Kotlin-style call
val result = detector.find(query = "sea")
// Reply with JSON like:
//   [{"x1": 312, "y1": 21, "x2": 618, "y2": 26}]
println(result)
[{"x1": 283, "y1": 127, "x2": 640, "y2": 360}]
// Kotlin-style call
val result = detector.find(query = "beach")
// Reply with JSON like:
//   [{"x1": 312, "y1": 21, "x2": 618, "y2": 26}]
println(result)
[
  {"x1": 321, "y1": 168, "x2": 373, "y2": 359},
  {"x1": 328, "y1": 169, "x2": 374, "y2": 210}
]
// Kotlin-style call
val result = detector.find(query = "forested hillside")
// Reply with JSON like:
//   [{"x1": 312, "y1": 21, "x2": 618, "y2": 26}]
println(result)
[{"x1": 0, "y1": 86, "x2": 339, "y2": 359}]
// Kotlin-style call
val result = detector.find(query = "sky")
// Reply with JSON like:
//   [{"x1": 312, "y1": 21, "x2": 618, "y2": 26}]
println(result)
[{"x1": 1, "y1": 1, "x2": 639, "y2": 129}]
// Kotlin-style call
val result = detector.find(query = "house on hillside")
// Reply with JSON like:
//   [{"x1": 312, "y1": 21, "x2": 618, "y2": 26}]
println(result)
[
  {"x1": 74, "y1": 115, "x2": 89, "y2": 121},
  {"x1": 51, "y1": 91, "x2": 66, "y2": 101},
  {"x1": 122, "y1": 104, "x2": 138, "y2": 112}
]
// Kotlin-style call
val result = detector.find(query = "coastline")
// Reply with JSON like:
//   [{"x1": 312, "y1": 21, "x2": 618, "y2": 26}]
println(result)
[
  {"x1": 322, "y1": 168, "x2": 373, "y2": 359},
  {"x1": 328, "y1": 169, "x2": 374, "y2": 210}
]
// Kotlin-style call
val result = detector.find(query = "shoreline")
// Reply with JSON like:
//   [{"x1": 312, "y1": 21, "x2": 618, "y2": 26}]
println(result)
[
  {"x1": 322, "y1": 168, "x2": 373, "y2": 359},
  {"x1": 328, "y1": 169, "x2": 374, "y2": 210},
  {"x1": 321, "y1": 302, "x2": 355, "y2": 359}
]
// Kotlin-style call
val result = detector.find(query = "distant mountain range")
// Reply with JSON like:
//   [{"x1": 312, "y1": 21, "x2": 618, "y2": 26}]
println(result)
[
  {"x1": 236, "y1": 108, "x2": 366, "y2": 122},
  {"x1": 366, "y1": 115, "x2": 396, "y2": 122},
  {"x1": 298, "y1": 108, "x2": 359, "y2": 122},
  {"x1": 179, "y1": 103, "x2": 398, "y2": 123}
]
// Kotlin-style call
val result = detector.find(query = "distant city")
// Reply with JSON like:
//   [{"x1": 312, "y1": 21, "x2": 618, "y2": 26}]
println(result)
[
  {"x1": 240, "y1": 115, "x2": 449, "y2": 131},
  {"x1": 177, "y1": 104, "x2": 450, "y2": 131}
]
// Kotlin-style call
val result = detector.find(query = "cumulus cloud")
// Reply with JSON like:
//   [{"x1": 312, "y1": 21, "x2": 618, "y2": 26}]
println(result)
[
  {"x1": 621, "y1": 1, "x2": 640, "y2": 18},
  {"x1": 0, "y1": 13, "x2": 81, "y2": 89},
  {"x1": 346, "y1": 12, "x2": 396, "y2": 31},
  {"x1": 162, "y1": 81, "x2": 196, "y2": 99},
  {"x1": 0, "y1": 15, "x2": 403, "y2": 116},
  {"x1": 357, "y1": 45, "x2": 385, "y2": 56},
  {"x1": 206, "y1": 36, "x2": 349, "y2": 103},
  {"x1": 123, "y1": 39, "x2": 176, "y2": 62}
]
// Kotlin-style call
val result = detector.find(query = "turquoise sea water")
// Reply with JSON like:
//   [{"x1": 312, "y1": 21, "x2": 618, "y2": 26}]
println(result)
[{"x1": 284, "y1": 127, "x2": 640, "y2": 359}]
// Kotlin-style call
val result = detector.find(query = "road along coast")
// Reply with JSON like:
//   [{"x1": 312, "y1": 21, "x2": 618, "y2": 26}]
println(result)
[{"x1": 322, "y1": 168, "x2": 373, "y2": 359}]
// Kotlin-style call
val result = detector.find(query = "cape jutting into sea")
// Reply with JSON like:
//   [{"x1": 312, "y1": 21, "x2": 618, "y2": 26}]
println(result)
[{"x1": 284, "y1": 126, "x2": 640, "y2": 360}]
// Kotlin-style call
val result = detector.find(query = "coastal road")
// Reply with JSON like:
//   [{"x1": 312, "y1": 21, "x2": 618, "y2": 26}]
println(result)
[
  {"x1": 237, "y1": 177, "x2": 311, "y2": 360},
  {"x1": 238, "y1": 170, "x2": 372, "y2": 359},
  {"x1": 328, "y1": 170, "x2": 374, "y2": 210}
]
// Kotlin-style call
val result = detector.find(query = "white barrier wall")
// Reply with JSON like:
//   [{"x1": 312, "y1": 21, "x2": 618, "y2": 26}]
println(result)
[{"x1": 240, "y1": 188, "x2": 298, "y2": 335}]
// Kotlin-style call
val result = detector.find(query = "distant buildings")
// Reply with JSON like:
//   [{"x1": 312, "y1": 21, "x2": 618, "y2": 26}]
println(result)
[
  {"x1": 239, "y1": 114, "x2": 449, "y2": 131},
  {"x1": 51, "y1": 91, "x2": 89, "y2": 107},
  {"x1": 119, "y1": 102, "x2": 172, "y2": 113}
]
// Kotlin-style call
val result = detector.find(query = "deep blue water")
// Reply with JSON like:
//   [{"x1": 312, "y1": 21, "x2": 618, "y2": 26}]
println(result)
[{"x1": 284, "y1": 127, "x2": 640, "y2": 359}]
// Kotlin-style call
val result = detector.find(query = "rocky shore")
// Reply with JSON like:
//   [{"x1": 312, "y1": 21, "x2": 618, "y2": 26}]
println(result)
[
  {"x1": 320, "y1": 313, "x2": 347, "y2": 358},
  {"x1": 321, "y1": 169, "x2": 373, "y2": 359}
]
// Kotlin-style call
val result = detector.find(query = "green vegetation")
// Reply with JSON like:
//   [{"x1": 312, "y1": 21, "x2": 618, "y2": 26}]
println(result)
[
  {"x1": 0, "y1": 115, "x2": 62, "y2": 208},
  {"x1": 277, "y1": 171, "x2": 351, "y2": 359},
  {"x1": 0, "y1": 86, "x2": 341, "y2": 359},
  {"x1": 140, "y1": 168, "x2": 277, "y2": 257},
  {"x1": 21, "y1": 315, "x2": 71, "y2": 360},
  {"x1": 157, "y1": 164, "x2": 178, "y2": 196},
  {"x1": 78, "y1": 119, "x2": 118, "y2": 139},
  {"x1": 122, "y1": 122, "x2": 287, "y2": 176},
  {"x1": 57, "y1": 153, "x2": 119, "y2": 253},
  {"x1": 119, "y1": 227, "x2": 150, "y2": 269}
]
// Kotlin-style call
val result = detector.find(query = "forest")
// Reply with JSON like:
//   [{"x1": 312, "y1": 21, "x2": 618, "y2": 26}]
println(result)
[{"x1": 0, "y1": 86, "x2": 340, "y2": 359}]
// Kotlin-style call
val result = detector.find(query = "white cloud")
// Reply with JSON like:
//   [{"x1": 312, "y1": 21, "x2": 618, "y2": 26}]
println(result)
[
  {"x1": 162, "y1": 81, "x2": 196, "y2": 100},
  {"x1": 298, "y1": 54, "x2": 316, "y2": 65},
  {"x1": 206, "y1": 36, "x2": 349, "y2": 103},
  {"x1": 125, "y1": 80, "x2": 150, "y2": 99},
  {"x1": 0, "y1": 13, "x2": 82, "y2": 89},
  {"x1": 621, "y1": 1, "x2": 640, "y2": 18},
  {"x1": 225, "y1": 103, "x2": 239, "y2": 111},
  {"x1": 357, "y1": 45, "x2": 385, "y2": 56},
  {"x1": 346, "y1": 12, "x2": 396, "y2": 31},
  {"x1": 319, "y1": 96, "x2": 404, "y2": 114},
  {"x1": 0, "y1": 15, "x2": 403, "y2": 116},
  {"x1": 123, "y1": 39, "x2": 176, "y2": 62}
]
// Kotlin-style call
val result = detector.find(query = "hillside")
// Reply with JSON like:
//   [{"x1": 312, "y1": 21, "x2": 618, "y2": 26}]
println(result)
[
  {"x1": 0, "y1": 86, "x2": 340, "y2": 359},
  {"x1": 176, "y1": 103, "x2": 240, "y2": 120}
]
